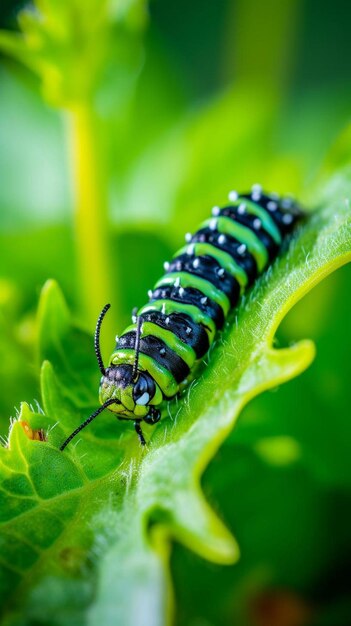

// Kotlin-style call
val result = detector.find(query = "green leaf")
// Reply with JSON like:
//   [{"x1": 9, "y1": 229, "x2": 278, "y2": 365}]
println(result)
[
  {"x1": 0, "y1": 171, "x2": 351, "y2": 625},
  {"x1": 173, "y1": 263, "x2": 351, "y2": 625}
]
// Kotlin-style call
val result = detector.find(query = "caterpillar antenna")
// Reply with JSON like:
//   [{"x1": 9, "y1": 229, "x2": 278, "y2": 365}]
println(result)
[
  {"x1": 94, "y1": 303, "x2": 110, "y2": 375},
  {"x1": 132, "y1": 314, "x2": 142, "y2": 381},
  {"x1": 60, "y1": 398, "x2": 117, "y2": 451}
]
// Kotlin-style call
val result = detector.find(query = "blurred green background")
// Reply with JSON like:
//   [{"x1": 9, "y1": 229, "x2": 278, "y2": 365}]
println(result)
[{"x1": 0, "y1": 1, "x2": 350, "y2": 625}]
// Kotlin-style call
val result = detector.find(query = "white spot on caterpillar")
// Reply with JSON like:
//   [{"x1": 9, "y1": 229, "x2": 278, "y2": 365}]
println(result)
[
  {"x1": 200, "y1": 296, "x2": 208, "y2": 305},
  {"x1": 218, "y1": 234, "x2": 226, "y2": 245},
  {"x1": 187, "y1": 244, "x2": 195, "y2": 255},
  {"x1": 237, "y1": 243, "x2": 246, "y2": 255},
  {"x1": 253, "y1": 218, "x2": 261, "y2": 230},
  {"x1": 185, "y1": 233, "x2": 192, "y2": 242},
  {"x1": 159, "y1": 347, "x2": 166, "y2": 356},
  {"x1": 267, "y1": 201, "x2": 278, "y2": 211},
  {"x1": 251, "y1": 184, "x2": 262, "y2": 201},
  {"x1": 163, "y1": 261, "x2": 170, "y2": 271},
  {"x1": 212, "y1": 205, "x2": 220, "y2": 216},
  {"x1": 193, "y1": 258, "x2": 200, "y2": 269},
  {"x1": 186, "y1": 327, "x2": 192, "y2": 335},
  {"x1": 217, "y1": 268, "x2": 225, "y2": 277},
  {"x1": 174, "y1": 277, "x2": 181, "y2": 287},
  {"x1": 148, "y1": 290, "x2": 153, "y2": 298},
  {"x1": 237, "y1": 203, "x2": 246, "y2": 214},
  {"x1": 136, "y1": 392, "x2": 150, "y2": 406},
  {"x1": 209, "y1": 218, "x2": 217, "y2": 231},
  {"x1": 282, "y1": 197, "x2": 294, "y2": 209},
  {"x1": 228, "y1": 190, "x2": 238, "y2": 201},
  {"x1": 161, "y1": 303, "x2": 166, "y2": 314},
  {"x1": 282, "y1": 213, "x2": 293, "y2": 224},
  {"x1": 179, "y1": 287, "x2": 185, "y2": 296},
  {"x1": 165, "y1": 316, "x2": 170, "y2": 324}
]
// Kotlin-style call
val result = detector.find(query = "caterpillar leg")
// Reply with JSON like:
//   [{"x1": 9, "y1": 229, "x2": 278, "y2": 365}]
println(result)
[
  {"x1": 134, "y1": 407, "x2": 161, "y2": 445},
  {"x1": 134, "y1": 420, "x2": 146, "y2": 446},
  {"x1": 143, "y1": 406, "x2": 161, "y2": 425}
]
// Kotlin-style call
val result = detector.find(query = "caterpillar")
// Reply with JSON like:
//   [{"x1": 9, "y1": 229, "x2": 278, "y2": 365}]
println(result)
[{"x1": 60, "y1": 185, "x2": 303, "y2": 450}]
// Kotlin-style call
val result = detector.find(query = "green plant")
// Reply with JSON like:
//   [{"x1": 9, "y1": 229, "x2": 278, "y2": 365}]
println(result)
[
  {"x1": 0, "y1": 173, "x2": 350, "y2": 624},
  {"x1": 1, "y1": 1, "x2": 351, "y2": 625}
]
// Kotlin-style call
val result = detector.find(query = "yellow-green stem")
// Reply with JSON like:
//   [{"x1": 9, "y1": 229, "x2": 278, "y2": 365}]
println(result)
[{"x1": 68, "y1": 102, "x2": 117, "y2": 349}]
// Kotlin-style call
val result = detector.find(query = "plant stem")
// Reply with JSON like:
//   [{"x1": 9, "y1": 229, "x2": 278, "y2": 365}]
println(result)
[
  {"x1": 68, "y1": 101, "x2": 117, "y2": 347},
  {"x1": 223, "y1": 0, "x2": 300, "y2": 88}
]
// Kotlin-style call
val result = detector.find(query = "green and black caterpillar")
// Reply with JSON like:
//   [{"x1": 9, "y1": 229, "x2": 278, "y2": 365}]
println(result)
[{"x1": 60, "y1": 185, "x2": 303, "y2": 450}]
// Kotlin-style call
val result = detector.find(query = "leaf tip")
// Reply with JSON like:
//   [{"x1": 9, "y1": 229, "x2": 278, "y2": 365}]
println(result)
[
  {"x1": 261, "y1": 338, "x2": 316, "y2": 390},
  {"x1": 170, "y1": 489, "x2": 240, "y2": 565}
]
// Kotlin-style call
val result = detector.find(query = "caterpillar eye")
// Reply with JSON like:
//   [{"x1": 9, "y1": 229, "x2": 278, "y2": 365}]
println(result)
[
  {"x1": 133, "y1": 373, "x2": 155, "y2": 405},
  {"x1": 135, "y1": 392, "x2": 149, "y2": 406}
]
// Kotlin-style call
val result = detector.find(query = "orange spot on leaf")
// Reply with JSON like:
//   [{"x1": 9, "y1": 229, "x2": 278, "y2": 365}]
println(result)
[{"x1": 20, "y1": 421, "x2": 46, "y2": 442}]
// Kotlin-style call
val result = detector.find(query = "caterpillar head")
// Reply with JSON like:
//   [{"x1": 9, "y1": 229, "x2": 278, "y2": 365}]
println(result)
[
  {"x1": 99, "y1": 364, "x2": 162, "y2": 422},
  {"x1": 59, "y1": 305, "x2": 162, "y2": 452}
]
